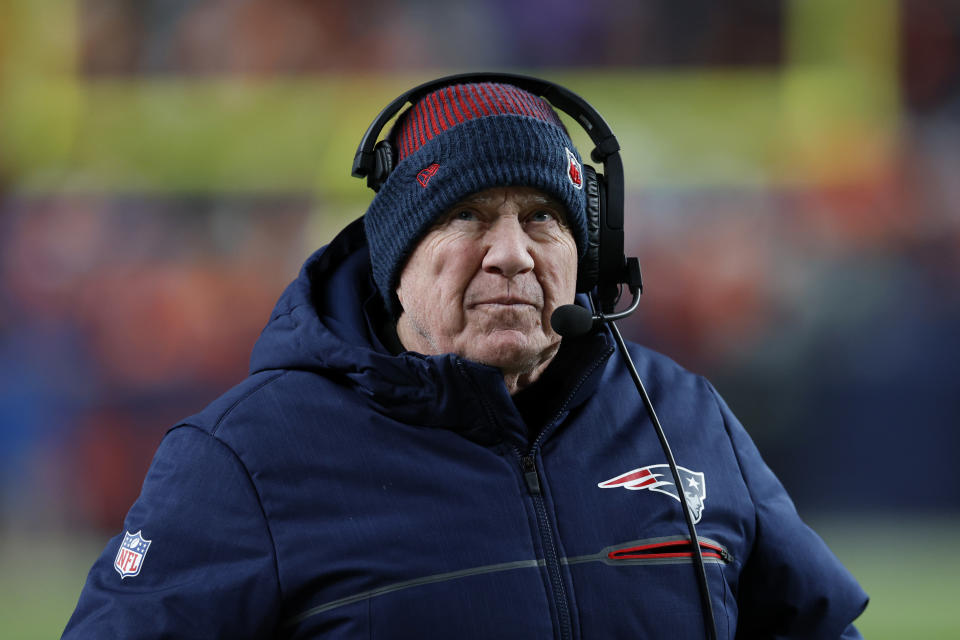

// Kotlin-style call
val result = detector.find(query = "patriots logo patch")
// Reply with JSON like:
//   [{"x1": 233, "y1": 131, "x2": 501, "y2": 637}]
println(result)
[{"x1": 599, "y1": 464, "x2": 707, "y2": 523}]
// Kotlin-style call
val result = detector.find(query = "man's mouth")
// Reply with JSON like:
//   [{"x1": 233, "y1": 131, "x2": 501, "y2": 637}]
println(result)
[{"x1": 472, "y1": 297, "x2": 539, "y2": 308}]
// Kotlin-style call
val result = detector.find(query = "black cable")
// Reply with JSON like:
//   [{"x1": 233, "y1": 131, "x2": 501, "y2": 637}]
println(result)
[{"x1": 608, "y1": 319, "x2": 719, "y2": 640}]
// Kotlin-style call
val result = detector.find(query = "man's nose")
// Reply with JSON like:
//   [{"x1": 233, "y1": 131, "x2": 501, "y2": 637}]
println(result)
[{"x1": 481, "y1": 215, "x2": 535, "y2": 278}]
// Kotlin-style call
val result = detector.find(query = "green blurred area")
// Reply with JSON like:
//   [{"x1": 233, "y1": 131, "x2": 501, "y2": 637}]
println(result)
[
  {"x1": 1, "y1": 0, "x2": 899, "y2": 197},
  {"x1": 3, "y1": 515, "x2": 958, "y2": 638},
  {"x1": 809, "y1": 515, "x2": 960, "y2": 639}
]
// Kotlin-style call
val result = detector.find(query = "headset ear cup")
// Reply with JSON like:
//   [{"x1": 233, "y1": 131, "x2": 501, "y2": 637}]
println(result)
[
  {"x1": 576, "y1": 164, "x2": 601, "y2": 293},
  {"x1": 368, "y1": 140, "x2": 395, "y2": 192}
]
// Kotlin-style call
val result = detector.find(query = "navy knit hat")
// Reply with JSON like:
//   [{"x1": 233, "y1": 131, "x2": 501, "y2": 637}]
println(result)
[{"x1": 363, "y1": 82, "x2": 588, "y2": 315}]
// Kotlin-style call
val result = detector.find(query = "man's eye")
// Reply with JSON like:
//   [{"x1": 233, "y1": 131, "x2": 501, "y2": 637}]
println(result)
[
  {"x1": 529, "y1": 210, "x2": 556, "y2": 223},
  {"x1": 453, "y1": 210, "x2": 476, "y2": 221}
]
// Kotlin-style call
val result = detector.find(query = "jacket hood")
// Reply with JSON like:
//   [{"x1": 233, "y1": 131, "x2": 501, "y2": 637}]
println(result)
[{"x1": 250, "y1": 217, "x2": 386, "y2": 376}]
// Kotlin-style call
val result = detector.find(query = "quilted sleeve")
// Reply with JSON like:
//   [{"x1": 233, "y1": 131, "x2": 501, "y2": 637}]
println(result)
[{"x1": 61, "y1": 424, "x2": 281, "y2": 639}]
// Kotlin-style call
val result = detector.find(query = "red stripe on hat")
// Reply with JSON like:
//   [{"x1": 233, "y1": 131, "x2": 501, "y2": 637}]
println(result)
[
  {"x1": 495, "y1": 84, "x2": 516, "y2": 114},
  {"x1": 397, "y1": 117, "x2": 411, "y2": 160},
  {"x1": 502, "y1": 85, "x2": 520, "y2": 113},
  {"x1": 396, "y1": 114, "x2": 408, "y2": 160},
  {"x1": 490, "y1": 83, "x2": 514, "y2": 114},
  {"x1": 528, "y1": 93, "x2": 549, "y2": 122},
  {"x1": 480, "y1": 83, "x2": 499, "y2": 113},
  {"x1": 446, "y1": 86, "x2": 465, "y2": 124},
  {"x1": 430, "y1": 93, "x2": 447, "y2": 133},
  {"x1": 509, "y1": 86, "x2": 536, "y2": 117},
  {"x1": 425, "y1": 97, "x2": 440, "y2": 137},
  {"x1": 469, "y1": 84, "x2": 491, "y2": 117},
  {"x1": 507, "y1": 86, "x2": 529, "y2": 115},
  {"x1": 408, "y1": 114, "x2": 419, "y2": 156},
  {"x1": 440, "y1": 88, "x2": 458, "y2": 127},
  {"x1": 504, "y1": 86, "x2": 526, "y2": 116},
  {"x1": 534, "y1": 95, "x2": 553, "y2": 122},
  {"x1": 409, "y1": 106, "x2": 423, "y2": 157},
  {"x1": 453, "y1": 85, "x2": 472, "y2": 121},
  {"x1": 484, "y1": 83, "x2": 505, "y2": 115}
]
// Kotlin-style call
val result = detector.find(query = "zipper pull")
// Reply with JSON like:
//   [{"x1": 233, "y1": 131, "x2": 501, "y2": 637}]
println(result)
[{"x1": 521, "y1": 456, "x2": 541, "y2": 495}]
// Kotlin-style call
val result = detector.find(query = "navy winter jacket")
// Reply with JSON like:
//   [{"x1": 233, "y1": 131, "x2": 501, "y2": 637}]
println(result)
[{"x1": 63, "y1": 218, "x2": 868, "y2": 639}]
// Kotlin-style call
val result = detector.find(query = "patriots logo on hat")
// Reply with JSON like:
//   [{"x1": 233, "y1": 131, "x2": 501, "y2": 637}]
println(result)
[
  {"x1": 114, "y1": 530, "x2": 152, "y2": 579},
  {"x1": 599, "y1": 464, "x2": 707, "y2": 523},
  {"x1": 565, "y1": 147, "x2": 583, "y2": 189}
]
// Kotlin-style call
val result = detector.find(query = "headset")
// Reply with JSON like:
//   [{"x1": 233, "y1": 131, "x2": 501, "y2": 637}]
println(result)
[
  {"x1": 350, "y1": 71, "x2": 642, "y2": 317},
  {"x1": 351, "y1": 73, "x2": 717, "y2": 640}
]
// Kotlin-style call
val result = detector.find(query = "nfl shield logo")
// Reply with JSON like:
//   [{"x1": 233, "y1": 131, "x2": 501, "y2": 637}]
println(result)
[{"x1": 114, "y1": 530, "x2": 151, "y2": 579}]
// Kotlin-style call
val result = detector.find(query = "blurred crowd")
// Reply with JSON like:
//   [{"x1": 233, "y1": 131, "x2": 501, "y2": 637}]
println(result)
[
  {"x1": 0, "y1": 195, "x2": 313, "y2": 531},
  {"x1": 77, "y1": 0, "x2": 783, "y2": 75},
  {"x1": 2, "y1": 0, "x2": 959, "y2": 536}
]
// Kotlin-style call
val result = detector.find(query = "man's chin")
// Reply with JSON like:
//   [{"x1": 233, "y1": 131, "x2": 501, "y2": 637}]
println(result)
[{"x1": 462, "y1": 332, "x2": 557, "y2": 372}]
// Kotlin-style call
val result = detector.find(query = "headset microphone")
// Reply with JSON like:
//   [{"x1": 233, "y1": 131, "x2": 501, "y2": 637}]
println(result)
[
  {"x1": 551, "y1": 257, "x2": 643, "y2": 338},
  {"x1": 550, "y1": 304, "x2": 596, "y2": 338}
]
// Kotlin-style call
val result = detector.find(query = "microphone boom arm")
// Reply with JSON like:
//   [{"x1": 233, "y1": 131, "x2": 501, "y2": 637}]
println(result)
[{"x1": 595, "y1": 285, "x2": 641, "y2": 324}]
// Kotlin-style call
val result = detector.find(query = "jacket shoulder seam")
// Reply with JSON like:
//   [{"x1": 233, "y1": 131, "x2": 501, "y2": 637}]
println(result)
[
  {"x1": 267, "y1": 300, "x2": 313, "y2": 323},
  {"x1": 702, "y1": 378, "x2": 762, "y2": 536},
  {"x1": 210, "y1": 370, "x2": 288, "y2": 437},
  {"x1": 170, "y1": 422, "x2": 285, "y2": 601}
]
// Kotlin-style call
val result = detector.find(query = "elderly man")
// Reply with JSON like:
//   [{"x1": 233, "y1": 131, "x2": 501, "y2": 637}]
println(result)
[{"x1": 63, "y1": 78, "x2": 867, "y2": 639}]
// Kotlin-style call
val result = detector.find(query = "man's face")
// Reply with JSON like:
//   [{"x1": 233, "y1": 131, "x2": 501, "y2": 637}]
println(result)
[{"x1": 395, "y1": 186, "x2": 578, "y2": 379}]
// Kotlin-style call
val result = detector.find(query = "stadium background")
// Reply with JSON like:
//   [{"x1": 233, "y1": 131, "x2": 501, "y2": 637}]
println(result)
[{"x1": 1, "y1": 0, "x2": 958, "y2": 637}]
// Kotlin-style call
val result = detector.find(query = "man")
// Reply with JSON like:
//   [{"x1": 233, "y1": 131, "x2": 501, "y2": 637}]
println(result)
[{"x1": 63, "y1": 79, "x2": 868, "y2": 638}]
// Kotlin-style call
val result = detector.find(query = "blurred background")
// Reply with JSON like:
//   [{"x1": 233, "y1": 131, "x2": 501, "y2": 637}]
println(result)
[{"x1": 1, "y1": 0, "x2": 958, "y2": 637}]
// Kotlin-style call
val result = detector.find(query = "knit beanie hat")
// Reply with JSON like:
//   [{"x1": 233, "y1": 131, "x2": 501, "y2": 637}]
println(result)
[{"x1": 363, "y1": 81, "x2": 589, "y2": 316}]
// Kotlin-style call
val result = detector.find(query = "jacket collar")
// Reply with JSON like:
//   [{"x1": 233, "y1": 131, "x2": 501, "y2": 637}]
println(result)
[{"x1": 249, "y1": 216, "x2": 614, "y2": 447}]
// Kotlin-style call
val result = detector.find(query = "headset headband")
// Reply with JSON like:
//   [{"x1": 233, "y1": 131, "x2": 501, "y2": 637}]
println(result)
[{"x1": 351, "y1": 72, "x2": 622, "y2": 178}]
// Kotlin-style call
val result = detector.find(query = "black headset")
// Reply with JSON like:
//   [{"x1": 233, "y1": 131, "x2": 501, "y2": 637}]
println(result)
[{"x1": 350, "y1": 72, "x2": 641, "y2": 315}]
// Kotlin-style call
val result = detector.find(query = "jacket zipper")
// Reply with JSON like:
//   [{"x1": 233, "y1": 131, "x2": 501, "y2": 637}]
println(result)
[{"x1": 521, "y1": 454, "x2": 574, "y2": 640}]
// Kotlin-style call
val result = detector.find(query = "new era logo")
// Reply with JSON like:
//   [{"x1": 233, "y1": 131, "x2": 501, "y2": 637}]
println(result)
[{"x1": 417, "y1": 163, "x2": 440, "y2": 187}]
